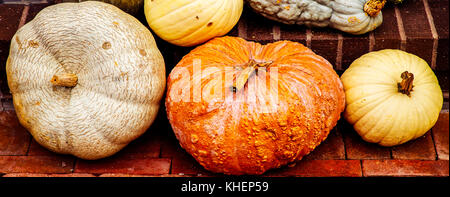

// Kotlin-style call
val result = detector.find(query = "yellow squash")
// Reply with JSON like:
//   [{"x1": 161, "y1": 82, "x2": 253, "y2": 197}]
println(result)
[
  {"x1": 341, "y1": 49, "x2": 443, "y2": 146},
  {"x1": 144, "y1": 0, "x2": 243, "y2": 47}
]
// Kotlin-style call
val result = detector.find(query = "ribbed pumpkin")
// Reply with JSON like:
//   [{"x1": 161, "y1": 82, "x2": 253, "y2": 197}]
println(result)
[
  {"x1": 144, "y1": 0, "x2": 243, "y2": 47},
  {"x1": 341, "y1": 49, "x2": 443, "y2": 146},
  {"x1": 6, "y1": 1, "x2": 165, "y2": 160},
  {"x1": 165, "y1": 36, "x2": 345, "y2": 175}
]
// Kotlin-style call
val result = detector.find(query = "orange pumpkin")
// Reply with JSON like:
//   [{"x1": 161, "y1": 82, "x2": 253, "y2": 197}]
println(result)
[{"x1": 165, "y1": 36, "x2": 345, "y2": 175}]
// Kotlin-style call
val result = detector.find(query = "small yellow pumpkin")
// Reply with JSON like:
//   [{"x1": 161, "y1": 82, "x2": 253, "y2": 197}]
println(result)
[
  {"x1": 144, "y1": 0, "x2": 243, "y2": 47},
  {"x1": 341, "y1": 49, "x2": 443, "y2": 146}
]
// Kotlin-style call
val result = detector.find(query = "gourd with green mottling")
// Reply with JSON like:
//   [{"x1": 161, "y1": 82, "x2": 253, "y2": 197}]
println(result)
[{"x1": 246, "y1": 0, "x2": 386, "y2": 35}]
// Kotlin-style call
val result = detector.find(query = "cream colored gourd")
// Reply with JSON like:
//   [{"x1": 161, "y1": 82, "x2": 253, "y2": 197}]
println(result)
[
  {"x1": 341, "y1": 49, "x2": 443, "y2": 146},
  {"x1": 144, "y1": 0, "x2": 243, "y2": 47},
  {"x1": 246, "y1": 0, "x2": 386, "y2": 35},
  {"x1": 6, "y1": 1, "x2": 165, "y2": 160}
]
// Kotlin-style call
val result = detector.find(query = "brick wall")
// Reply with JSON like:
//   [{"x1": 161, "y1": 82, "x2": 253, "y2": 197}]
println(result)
[{"x1": 0, "y1": 0, "x2": 448, "y2": 177}]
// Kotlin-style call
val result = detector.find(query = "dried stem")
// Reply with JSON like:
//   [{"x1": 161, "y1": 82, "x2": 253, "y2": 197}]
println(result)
[{"x1": 398, "y1": 71, "x2": 414, "y2": 96}]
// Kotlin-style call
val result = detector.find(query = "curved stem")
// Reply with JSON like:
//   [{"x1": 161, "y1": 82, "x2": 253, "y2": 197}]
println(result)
[
  {"x1": 398, "y1": 71, "x2": 414, "y2": 96},
  {"x1": 232, "y1": 59, "x2": 272, "y2": 92},
  {"x1": 51, "y1": 73, "x2": 78, "y2": 88},
  {"x1": 364, "y1": 0, "x2": 387, "y2": 17}
]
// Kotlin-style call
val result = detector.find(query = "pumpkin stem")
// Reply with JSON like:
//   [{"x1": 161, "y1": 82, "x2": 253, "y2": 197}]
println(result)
[
  {"x1": 51, "y1": 73, "x2": 78, "y2": 88},
  {"x1": 364, "y1": 0, "x2": 386, "y2": 17},
  {"x1": 232, "y1": 59, "x2": 272, "y2": 92},
  {"x1": 398, "y1": 71, "x2": 414, "y2": 96}
]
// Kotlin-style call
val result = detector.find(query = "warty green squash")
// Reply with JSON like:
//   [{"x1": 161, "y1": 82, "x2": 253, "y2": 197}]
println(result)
[{"x1": 246, "y1": 0, "x2": 386, "y2": 35}]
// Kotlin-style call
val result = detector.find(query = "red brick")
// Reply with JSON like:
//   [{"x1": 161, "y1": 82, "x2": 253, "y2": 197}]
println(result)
[
  {"x1": 362, "y1": 160, "x2": 449, "y2": 177},
  {"x1": 227, "y1": 24, "x2": 239, "y2": 37},
  {"x1": 437, "y1": 72, "x2": 449, "y2": 93},
  {"x1": 311, "y1": 29, "x2": 339, "y2": 68},
  {"x1": 0, "y1": 4, "x2": 24, "y2": 95},
  {"x1": 432, "y1": 112, "x2": 449, "y2": 160},
  {"x1": 246, "y1": 10, "x2": 277, "y2": 44},
  {"x1": 399, "y1": 0, "x2": 434, "y2": 65},
  {"x1": 113, "y1": 131, "x2": 162, "y2": 158},
  {"x1": 1, "y1": 99, "x2": 14, "y2": 110},
  {"x1": 160, "y1": 133, "x2": 183, "y2": 158},
  {"x1": 1, "y1": 93, "x2": 12, "y2": 100},
  {"x1": 304, "y1": 128, "x2": 345, "y2": 160},
  {"x1": 429, "y1": 0, "x2": 449, "y2": 71},
  {"x1": 237, "y1": 16, "x2": 247, "y2": 39},
  {"x1": 341, "y1": 34, "x2": 370, "y2": 70},
  {"x1": 0, "y1": 4, "x2": 24, "y2": 41},
  {"x1": 0, "y1": 40, "x2": 11, "y2": 90},
  {"x1": 98, "y1": 173, "x2": 158, "y2": 177},
  {"x1": 98, "y1": 173, "x2": 192, "y2": 177},
  {"x1": 391, "y1": 132, "x2": 436, "y2": 160},
  {"x1": 170, "y1": 148, "x2": 216, "y2": 176},
  {"x1": 436, "y1": 39, "x2": 449, "y2": 71},
  {"x1": 0, "y1": 85, "x2": 11, "y2": 100},
  {"x1": 74, "y1": 157, "x2": 171, "y2": 175},
  {"x1": 340, "y1": 121, "x2": 392, "y2": 160},
  {"x1": 0, "y1": 156, "x2": 74, "y2": 173},
  {"x1": 264, "y1": 160, "x2": 362, "y2": 177},
  {"x1": 26, "y1": 3, "x2": 53, "y2": 23},
  {"x1": 3, "y1": 173, "x2": 95, "y2": 177},
  {"x1": 443, "y1": 101, "x2": 449, "y2": 111},
  {"x1": 279, "y1": 25, "x2": 307, "y2": 46},
  {"x1": 429, "y1": 0, "x2": 449, "y2": 37},
  {"x1": 373, "y1": 4, "x2": 402, "y2": 51},
  {"x1": 160, "y1": 132, "x2": 218, "y2": 176},
  {"x1": 27, "y1": 139, "x2": 60, "y2": 156},
  {"x1": 0, "y1": 111, "x2": 30, "y2": 155}
]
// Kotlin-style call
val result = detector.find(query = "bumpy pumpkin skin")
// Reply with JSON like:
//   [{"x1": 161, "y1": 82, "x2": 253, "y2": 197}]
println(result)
[
  {"x1": 246, "y1": 0, "x2": 384, "y2": 35},
  {"x1": 341, "y1": 49, "x2": 443, "y2": 147},
  {"x1": 6, "y1": 1, "x2": 165, "y2": 160},
  {"x1": 144, "y1": 0, "x2": 244, "y2": 47},
  {"x1": 57, "y1": 0, "x2": 144, "y2": 14},
  {"x1": 166, "y1": 37, "x2": 345, "y2": 175}
]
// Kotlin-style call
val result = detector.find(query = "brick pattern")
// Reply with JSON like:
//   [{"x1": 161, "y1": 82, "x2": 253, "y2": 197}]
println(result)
[
  {"x1": 391, "y1": 132, "x2": 437, "y2": 160},
  {"x1": 0, "y1": 1, "x2": 448, "y2": 177},
  {"x1": 74, "y1": 157, "x2": 171, "y2": 175},
  {"x1": 0, "y1": 108, "x2": 448, "y2": 177},
  {"x1": 0, "y1": 156, "x2": 74, "y2": 174},
  {"x1": 303, "y1": 128, "x2": 345, "y2": 160},
  {"x1": 433, "y1": 112, "x2": 449, "y2": 160},
  {"x1": 265, "y1": 160, "x2": 362, "y2": 177},
  {"x1": 362, "y1": 160, "x2": 449, "y2": 177},
  {"x1": 1, "y1": 0, "x2": 449, "y2": 100},
  {"x1": 0, "y1": 110, "x2": 30, "y2": 155}
]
